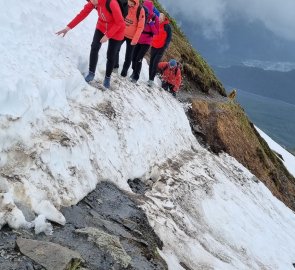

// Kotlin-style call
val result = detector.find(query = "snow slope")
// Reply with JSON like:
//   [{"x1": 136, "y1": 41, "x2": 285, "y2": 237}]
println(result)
[
  {"x1": 0, "y1": 0, "x2": 195, "y2": 228},
  {"x1": 1, "y1": 0, "x2": 295, "y2": 269},
  {"x1": 256, "y1": 126, "x2": 295, "y2": 177},
  {"x1": 144, "y1": 151, "x2": 295, "y2": 270}
]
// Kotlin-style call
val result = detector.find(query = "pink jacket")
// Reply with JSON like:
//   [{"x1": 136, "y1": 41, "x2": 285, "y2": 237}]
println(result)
[{"x1": 138, "y1": 1, "x2": 159, "y2": 45}]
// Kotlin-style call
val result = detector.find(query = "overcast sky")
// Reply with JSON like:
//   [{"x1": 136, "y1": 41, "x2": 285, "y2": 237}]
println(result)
[{"x1": 160, "y1": 0, "x2": 295, "y2": 41}]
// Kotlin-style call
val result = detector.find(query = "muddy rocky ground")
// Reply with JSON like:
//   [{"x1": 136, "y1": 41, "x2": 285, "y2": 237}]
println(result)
[{"x1": 0, "y1": 181, "x2": 168, "y2": 270}]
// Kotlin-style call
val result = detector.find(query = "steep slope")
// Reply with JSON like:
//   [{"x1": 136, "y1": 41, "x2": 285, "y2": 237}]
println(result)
[
  {"x1": 187, "y1": 98, "x2": 295, "y2": 210},
  {"x1": 151, "y1": 2, "x2": 295, "y2": 206},
  {"x1": 143, "y1": 148, "x2": 295, "y2": 270},
  {"x1": 257, "y1": 127, "x2": 295, "y2": 178},
  {"x1": 1, "y1": 1, "x2": 295, "y2": 270}
]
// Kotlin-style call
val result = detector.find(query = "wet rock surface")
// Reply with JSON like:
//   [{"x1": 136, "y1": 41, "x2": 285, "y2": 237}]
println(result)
[
  {"x1": 0, "y1": 182, "x2": 167, "y2": 270},
  {"x1": 127, "y1": 178, "x2": 149, "y2": 195}
]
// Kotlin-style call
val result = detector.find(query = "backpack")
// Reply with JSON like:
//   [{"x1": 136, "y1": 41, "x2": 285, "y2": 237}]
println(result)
[
  {"x1": 136, "y1": 5, "x2": 149, "y2": 25},
  {"x1": 106, "y1": 0, "x2": 129, "y2": 18}
]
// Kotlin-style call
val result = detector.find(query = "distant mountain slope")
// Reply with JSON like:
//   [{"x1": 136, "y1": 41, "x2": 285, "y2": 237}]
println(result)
[
  {"x1": 214, "y1": 65, "x2": 295, "y2": 105},
  {"x1": 158, "y1": 3, "x2": 295, "y2": 67}
]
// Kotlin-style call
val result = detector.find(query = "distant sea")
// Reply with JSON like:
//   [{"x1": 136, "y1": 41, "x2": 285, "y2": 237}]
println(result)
[
  {"x1": 213, "y1": 63, "x2": 295, "y2": 153},
  {"x1": 242, "y1": 60, "x2": 295, "y2": 72},
  {"x1": 235, "y1": 88, "x2": 295, "y2": 152}
]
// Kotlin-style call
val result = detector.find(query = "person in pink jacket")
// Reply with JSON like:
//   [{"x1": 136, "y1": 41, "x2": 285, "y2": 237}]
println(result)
[
  {"x1": 56, "y1": 0, "x2": 125, "y2": 89},
  {"x1": 130, "y1": 0, "x2": 159, "y2": 83}
]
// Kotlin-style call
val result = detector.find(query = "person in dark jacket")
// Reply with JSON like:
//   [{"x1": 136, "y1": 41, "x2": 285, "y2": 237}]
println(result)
[
  {"x1": 148, "y1": 13, "x2": 171, "y2": 86},
  {"x1": 56, "y1": 0, "x2": 125, "y2": 89}
]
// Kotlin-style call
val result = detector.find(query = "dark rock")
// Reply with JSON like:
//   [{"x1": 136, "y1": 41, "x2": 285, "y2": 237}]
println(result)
[
  {"x1": 1, "y1": 182, "x2": 167, "y2": 270},
  {"x1": 16, "y1": 237, "x2": 82, "y2": 270},
  {"x1": 15, "y1": 202, "x2": 35, "y2": 222},
  {"x1": 273, "y1": 150, "x2": 284, "y2": 161},
  {"x1": 127, "y1": 178, "x2": 149, "y2": 195},
  {"x1": 16, "y1": 261, "x2": 35, "y2": 270},
  {"x1": 179, "y1": 262, "x2": 193, "y2": 270}
]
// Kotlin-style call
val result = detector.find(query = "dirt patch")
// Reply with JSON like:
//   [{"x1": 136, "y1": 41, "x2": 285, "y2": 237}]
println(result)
[{"x1": 94, "y1": 101, "x2": 117, "y2": 120}]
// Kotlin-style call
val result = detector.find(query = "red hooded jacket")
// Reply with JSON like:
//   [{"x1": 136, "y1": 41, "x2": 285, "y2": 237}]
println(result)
[
  {"x1": 67, "y1": 0, "x2": 125, "y2": 41},
  {"x1": 158, "y1": 62, "x2": 182, "y2": 92},
  {"x1": 152, "y1": 18, "x2": 170, "y2": 48}
]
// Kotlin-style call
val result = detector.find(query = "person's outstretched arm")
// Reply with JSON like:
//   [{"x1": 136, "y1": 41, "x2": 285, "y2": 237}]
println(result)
[
  {"x1": 56, "y1": 26, "x2": 71, "y2": 37},
  {"x1": 56, "y1": 2, "x2": 94, "y2": 37}
]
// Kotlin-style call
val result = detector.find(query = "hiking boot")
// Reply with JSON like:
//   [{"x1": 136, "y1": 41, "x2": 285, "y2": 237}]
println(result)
[
  {"x1": 128, "y1": 72, "x2": 135, "y2": 81},
  {"x1": 85, "y1": 71, "x2": 95, "y2": 82},
  {"x1": 147, "y1": 80, "x2": 154, "y2": 87},
  {"x1": 103, "y1": 76, "x2": 111, "y2": 89}
]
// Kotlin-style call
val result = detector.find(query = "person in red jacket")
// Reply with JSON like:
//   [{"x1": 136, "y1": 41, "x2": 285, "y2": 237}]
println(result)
[
  {"x1": 158, "y1": 59, "x2": 182, "y2": 97},
  {"x1": 148, "y1": 13, "x2": 171, "y2": 86},
  {"x1": 56, "y1": 0, "x2": 125, "y2": 89},
  {"x1": 114, "y1": 0, "x2": 145, "y2": 77}
]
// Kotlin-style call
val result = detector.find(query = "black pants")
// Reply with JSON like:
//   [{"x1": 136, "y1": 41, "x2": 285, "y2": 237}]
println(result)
[
  {"x1": 162, "y1": 81, "x2": 176, "y2": 97},
  {"x1": 89, "y1": 29, "x2": 122, "y2": 77},
  {"x1": 131, "y1": 44, "x2": 150, "y2": 81},
  {"x1": 114, "y1": 37, "x2": 135, "y2": 77},
  {"x1": 149, "y1": 47, "x2": 166, "y2": 81}
]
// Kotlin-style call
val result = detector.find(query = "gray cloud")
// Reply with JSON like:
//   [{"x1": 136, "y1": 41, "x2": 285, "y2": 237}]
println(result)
[{"x1": 160, "y1": 0, "x2": 295, "y2": 41}]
